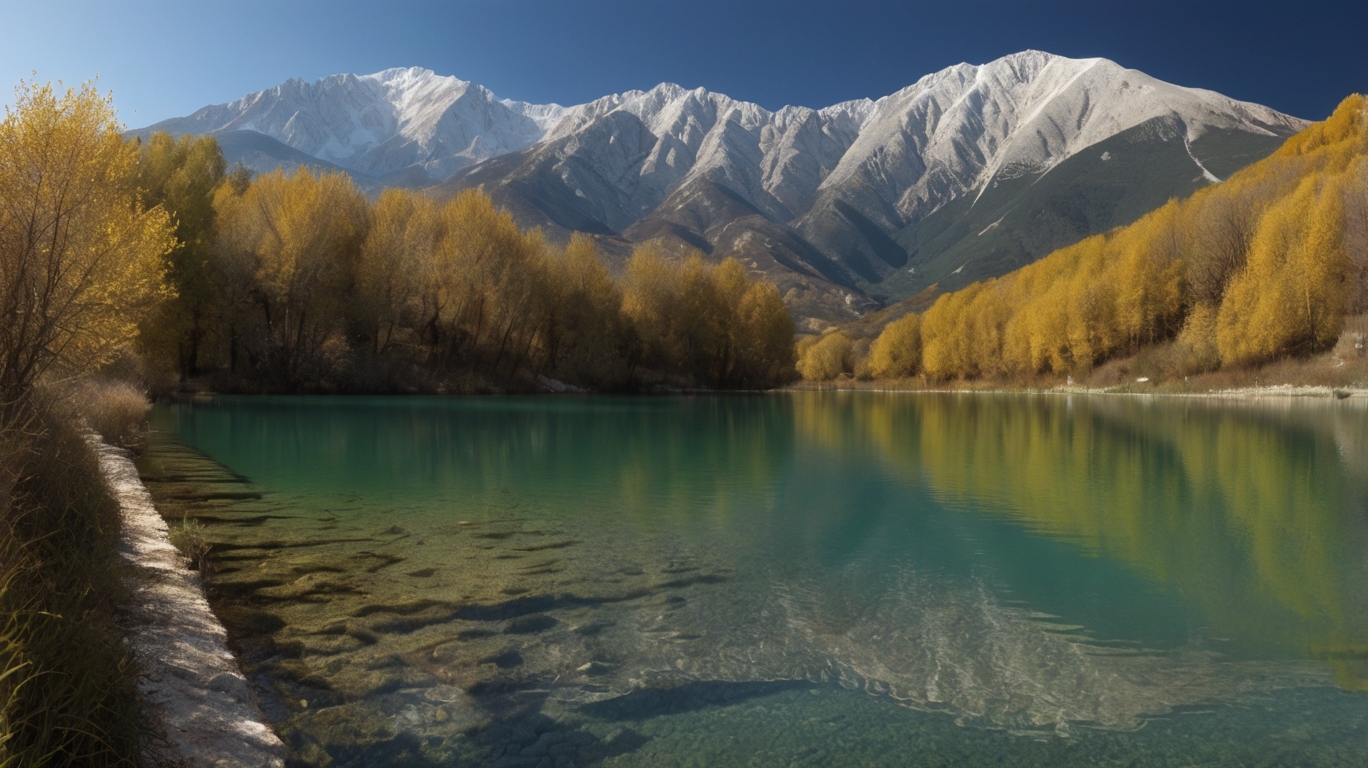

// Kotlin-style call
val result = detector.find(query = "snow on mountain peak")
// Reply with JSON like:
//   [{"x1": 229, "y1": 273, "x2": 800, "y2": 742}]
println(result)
[
  {"x1": 137, "y1": 66, "x2": 567, "y2": 182},
  {"x1": 135, "y1": 51, "x2": 1306, "y2": 222},
  {"x1": 816, "y1": 51, "x2": 1306, "y2": 221}
]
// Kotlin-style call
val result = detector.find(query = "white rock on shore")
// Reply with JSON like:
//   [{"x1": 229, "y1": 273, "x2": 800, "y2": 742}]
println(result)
[{"x1": 92, "y1": 438, "x2": 286, "y2": 768}]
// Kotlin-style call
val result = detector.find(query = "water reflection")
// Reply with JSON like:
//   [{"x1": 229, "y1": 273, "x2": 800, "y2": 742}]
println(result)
[
  {"x1": 141, "y1": 393, "x2": 1368, "y2": 764},
  {"x1": 795, "y1": 394, "x2": 1368, "y2": 689}
]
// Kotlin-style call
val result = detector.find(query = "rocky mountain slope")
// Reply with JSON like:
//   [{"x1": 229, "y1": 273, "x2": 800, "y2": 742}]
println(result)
[
  {"x1": 133, "y1": 67, "x2": 565, "y2": 185},
  {"x1": 135, "y1": 52, "x2": 1307, "y2": 328}
]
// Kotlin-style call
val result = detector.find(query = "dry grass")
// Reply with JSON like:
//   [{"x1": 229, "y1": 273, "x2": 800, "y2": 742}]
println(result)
[
  {"x1": 68, "y1": 379, "x2": 151, "y2": 448},
  {"x1": 0, "y1": 397, "x2": 143, "y2": 766},
  {"x1": 167, "y1": 517, "x2": 211, "y2": 584},
  {"x1": 1085, "y1": 315, "x2": 1368, "y2": 393}
]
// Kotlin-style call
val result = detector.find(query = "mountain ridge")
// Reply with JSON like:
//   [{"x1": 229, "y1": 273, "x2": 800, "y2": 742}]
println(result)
[
  {"x1": 134, "y1": 51, "x2": 1309, "y2": 327},
  {"x1": 133, "y1": 67, "x2": 568, "y2": 183}
]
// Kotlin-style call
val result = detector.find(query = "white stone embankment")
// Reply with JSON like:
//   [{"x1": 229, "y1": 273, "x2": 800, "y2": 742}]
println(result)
[{"x1": 93, "y1": 439, "x2": 286, "y2": 768}]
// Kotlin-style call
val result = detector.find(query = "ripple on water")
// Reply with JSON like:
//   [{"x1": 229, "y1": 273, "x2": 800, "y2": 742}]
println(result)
[{"x1": 136, "y1": 395, "x2": 1368, "y2": 767}]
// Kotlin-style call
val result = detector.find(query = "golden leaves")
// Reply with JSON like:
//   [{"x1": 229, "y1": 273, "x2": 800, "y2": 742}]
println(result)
[
  {"x1": 625, "y1": 247, "x2": 795, "y2": 388},
  {"x1": 845, "y1": 93, "x2": 1368, "y2": 384},
  {"x1": 869, "y1": 313, "x2": 921, "y2": 379},
  {"x1": 0, "y1": 80, "x2": 176, "y2": 396}
]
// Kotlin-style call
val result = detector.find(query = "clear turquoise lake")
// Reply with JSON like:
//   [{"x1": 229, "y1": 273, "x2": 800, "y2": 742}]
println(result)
[{"x1": 141, "y1": 393, "x2": 1368, "y2": 766}]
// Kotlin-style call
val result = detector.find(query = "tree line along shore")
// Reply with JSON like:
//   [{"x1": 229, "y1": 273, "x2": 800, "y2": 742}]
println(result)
[
  {"x1": 137, "y1": 144, "x2": 798, "y2": 395},
  {"x1": 0, "y1": 78, "x2": 1365, "y2": 764}
]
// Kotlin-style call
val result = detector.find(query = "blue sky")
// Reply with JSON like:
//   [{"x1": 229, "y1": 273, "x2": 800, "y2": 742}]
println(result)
[{"x1": 2, "y1": 0, "x2": 1365, "y2": 126}]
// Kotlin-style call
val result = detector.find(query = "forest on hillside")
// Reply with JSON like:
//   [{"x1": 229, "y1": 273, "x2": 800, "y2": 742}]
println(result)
[{"x1": 800, "y1": 95, "x2": 1368, "y2": 385}]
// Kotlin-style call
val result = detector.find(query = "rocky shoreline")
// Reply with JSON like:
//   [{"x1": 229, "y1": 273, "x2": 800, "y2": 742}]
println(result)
[{"x1": 93, "y1": 438, "x2": 286, "y2": 768}]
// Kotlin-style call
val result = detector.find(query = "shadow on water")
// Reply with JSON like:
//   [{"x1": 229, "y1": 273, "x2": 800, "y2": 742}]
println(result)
[
  {"x1": 286, "y1": 731, "x2": 443, "y2": 768},
  {"x1": 465, "y1": 710, "x2": 650, "y2": 768},
  {"x1": 459, "y1": 679, "x2": 653, "y2": 768},
  {"x1": 579, "y1": 679, "x2": 815, "y2": 721},
  {"x1": 276, "y1": 670, "x2": 655, "y2": 767},
  {"x1": 452, "y1": 590, "x2": 668, "y2": 622}
]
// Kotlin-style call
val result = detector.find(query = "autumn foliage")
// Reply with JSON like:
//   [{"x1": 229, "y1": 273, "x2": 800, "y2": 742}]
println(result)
[
  {"x1": 815, "y1": 95, "x2": 1368, "y2": 382},
  {"x1": 0, "y1": 80, "x2": 157, "y2": 765},
  {"x1": 624, "y1": 245, "x2": 796, "y2": 388},
  {"x1": 0, "y1": 81, "x2": 175, "y2": 405},
  {"x1": 130, "y1": 156, "x2": 797, "y2": 392}
]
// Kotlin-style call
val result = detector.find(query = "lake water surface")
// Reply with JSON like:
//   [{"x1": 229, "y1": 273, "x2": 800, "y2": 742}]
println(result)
[{"x1": 139, "y1": 393, "x2": 1368, "y2": 766}]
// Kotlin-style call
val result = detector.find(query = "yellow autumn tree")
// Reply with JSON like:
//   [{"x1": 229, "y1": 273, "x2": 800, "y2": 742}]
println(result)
[
  {"x1": 921, "y1": 283, "x2": 986, "y2": 379},
  {"x1": 797, "y1": 332, "x2": 853, "y2": 381},
  {"x1": 869, "y1": 312, "x2": 921, "y2": 378},
  {"x1": 540, "y1": 233, "x2": 634, "y2": 387},
  {"x1": 1217, "y1": 176, "x2": 1348, "y2": 366},
  {"x1": 966, "y1": 280, "x2": 1017, "y2": 377},
  {"x1": 1276, "y1": 94, "x2": 1365, "y2": 161},
  {"x1": 363, "y1": 188, "x2": 643, "y2": 385},
  {"x1": 357, "y1": 189, "x2": 428, "y2": 357},
  {"x1": 621, "y1": 245, "x2": 707, "y2": 381},
  {"x1": 676, "y1": 254, "x2": 732, "y2": 380},
  {"x1": 1174, "y1": 303, "x2": 1221, "y2": 372},
  {"x1": 1111, "y1": 201, "x2": 1186, "y2": 350},
  {"x1": 415, "y1": 190, "x2": 541, "y2": 373},
  {"x1": 133, "y1": 132, "x2": 227, "y2": 378},
  {"x1": 998, "y1": 247, "x2": 1073, "y2": 374},
  {"x1": 213, "y1": 169, "x2": 369, "y2": 384},
  {"x1": 731, "y1": 279, "x2": 797, "y2": 388},
  {"x1": 0, "y1": 81, "x2": 175, "y2": 404},
  {"x1": 1184, "y1": 182, "x2": 1265, "y2": 306},
  {"x1": 623, "y1": 246, "x2": 795, "y2": 387},
  {"x1": 621, "y1": 243, "x2": 681, "y2": 372}
]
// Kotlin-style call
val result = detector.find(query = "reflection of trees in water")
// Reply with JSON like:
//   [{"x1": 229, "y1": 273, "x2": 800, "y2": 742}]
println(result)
[
  {"x1": 163, "y1": 396, "x2": 800, "y2": 527},
  {"x1": 154, "y1": 394, "x2": 1368, "y2": 748},
  {"x1": 792, "y1": 393, "x2": 1368, "y2": 690}
]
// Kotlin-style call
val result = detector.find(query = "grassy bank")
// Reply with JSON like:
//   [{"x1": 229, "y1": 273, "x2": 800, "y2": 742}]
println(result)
[{"x1": 0, "y1": 383, "x2": 150, "y2": 766}]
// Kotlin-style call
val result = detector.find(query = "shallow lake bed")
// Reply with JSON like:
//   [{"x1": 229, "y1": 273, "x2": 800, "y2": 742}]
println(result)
[{"x1": 139, "y1": 393, "x2": 1368, "y2": 766}]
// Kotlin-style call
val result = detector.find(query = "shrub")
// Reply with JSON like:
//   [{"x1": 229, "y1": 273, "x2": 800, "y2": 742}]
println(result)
[
  {"x1": 870, "y1": 313, "x2": 923, "y2": 379},
  {"x1": 70, "y1": 379, "x2": 151, "y2": 448},
  {"x1": 1172, "y1": 303, "x2": 1222, "y2": 375}
]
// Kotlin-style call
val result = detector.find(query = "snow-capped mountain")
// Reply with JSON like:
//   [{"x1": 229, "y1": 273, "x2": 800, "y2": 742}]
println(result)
[
  {"x1": 135, "y1": 52, "x2": 1308, "y2": 326},
  {"x1": 135, "y1": 67, "x2": 566, "y2": 182},
  {"x1": 444, "y1": 50, "x2": 1299, "y2": 227},
  {"x1": 814, "y1": 50, "x2": 1300, "y2": 223}
]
